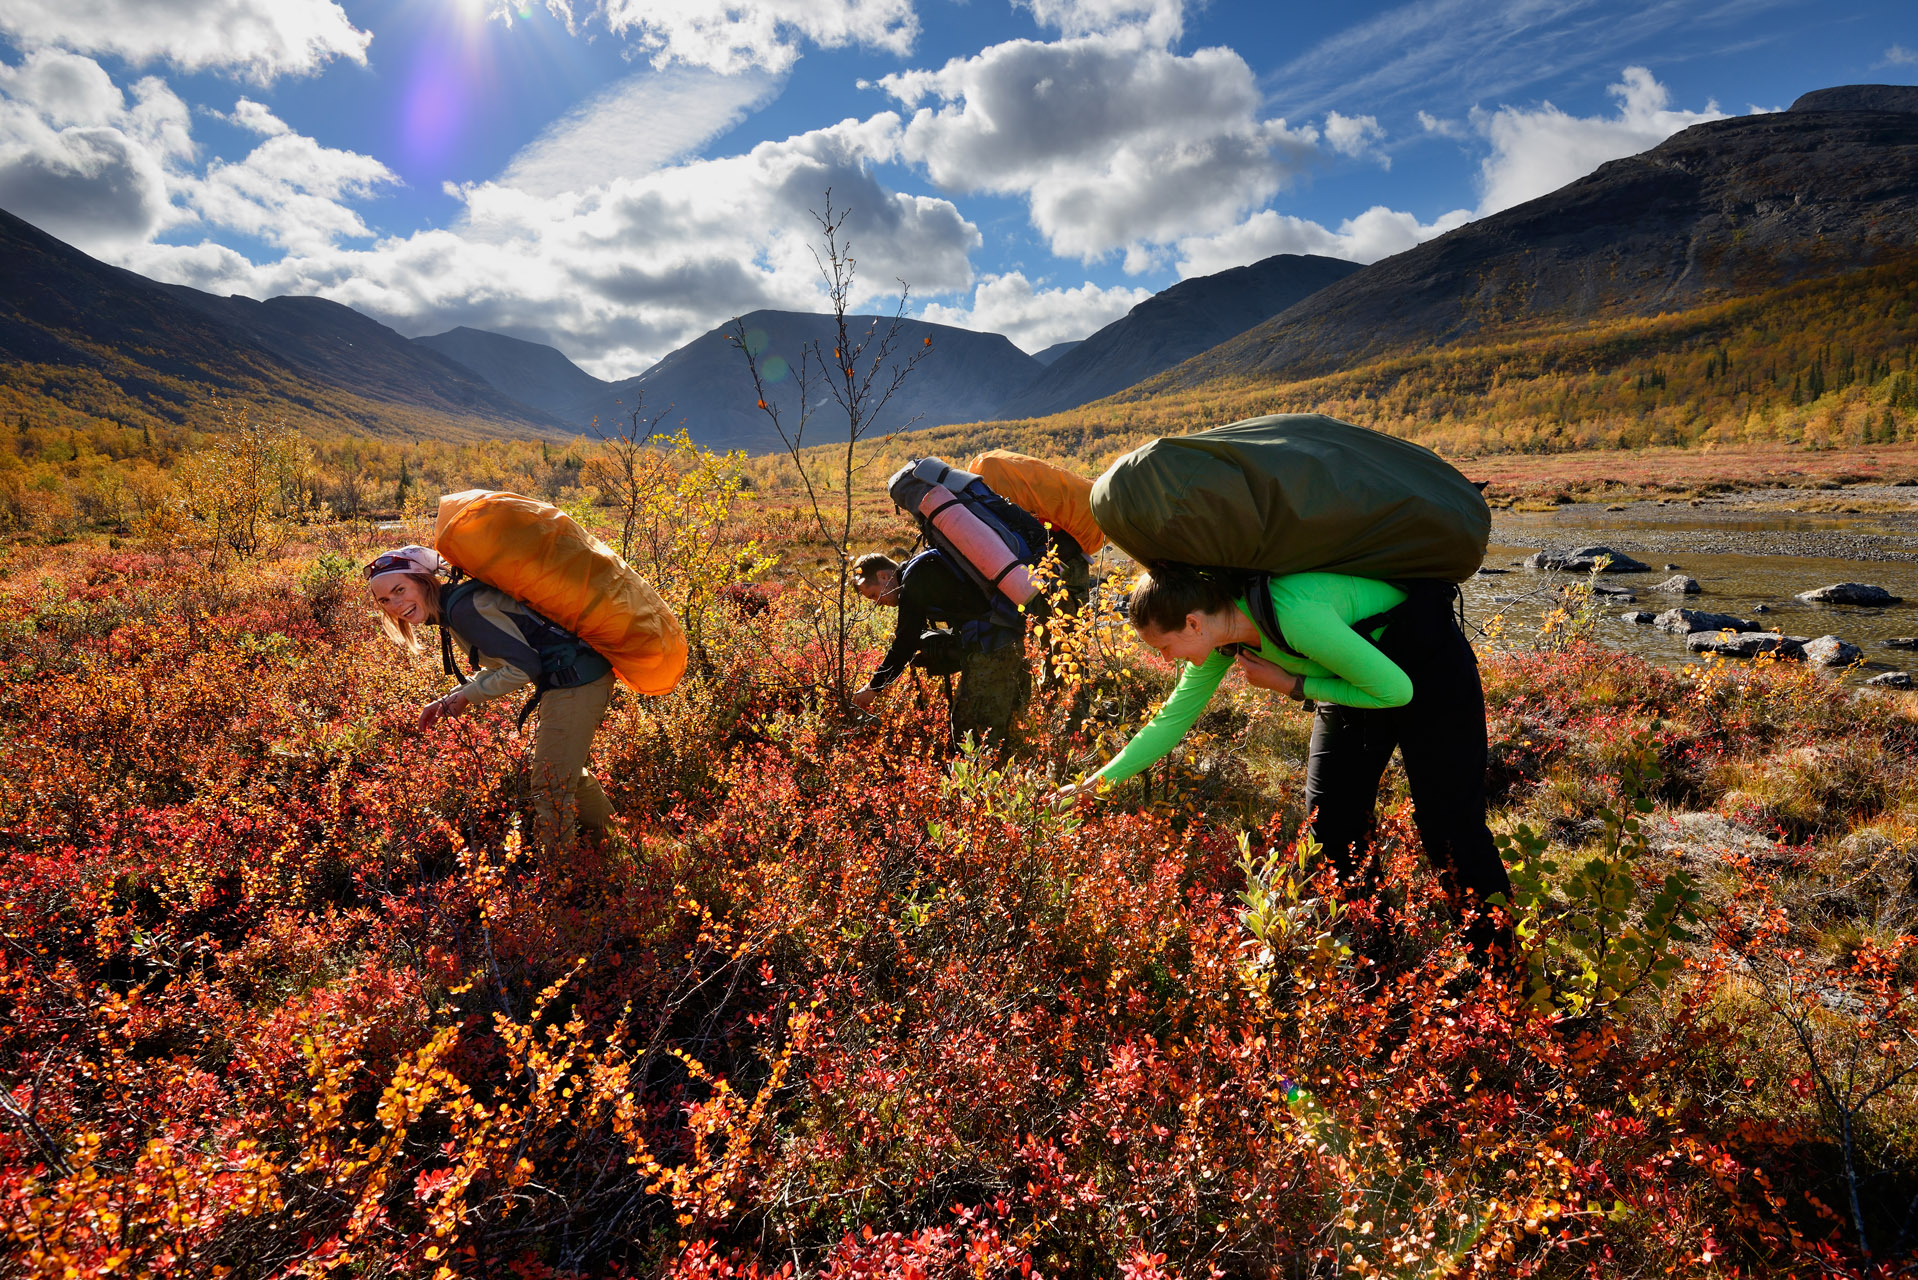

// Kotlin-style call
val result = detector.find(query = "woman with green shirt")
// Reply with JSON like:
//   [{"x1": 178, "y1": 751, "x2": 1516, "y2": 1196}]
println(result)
[{"x1": 1053, "y1": 565, "x2": 1513, "y2": 958}]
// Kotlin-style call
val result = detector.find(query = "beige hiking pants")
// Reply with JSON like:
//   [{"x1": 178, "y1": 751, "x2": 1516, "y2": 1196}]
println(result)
[{"x1": 529, "y1": 671, "x2": 615, "y2": 851}]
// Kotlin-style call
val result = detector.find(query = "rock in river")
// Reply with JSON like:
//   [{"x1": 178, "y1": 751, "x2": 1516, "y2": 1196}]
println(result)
[
  {"x1": 1884, "y1": 637, "x2": 1918, "y2": 651},
  {"x1": 1865, "y1": 671, "x2": 1914, "y2": 689},
  {"x1": 1523, "y1": 545, "x2": 1651, "y2": 573},
  {"x1": 1686, "y1": 632, "x2": 1805, "y2": 659},
  {"x1": 1654, "y1": 608, "x2": 1758, "y2": 635},
  {"x1": 1801, "y1": 635, "x2": 1863, "y2": 666},
  {"x1": 1620, "y1": 611, "x2": 1655, "y2": 625},
  {"x1": 1653, "y1": 575, "x2": 1701, "y2": 594},
  {"x1": 1795, "y1": 583, "x2": 1904, "y2": 605}
]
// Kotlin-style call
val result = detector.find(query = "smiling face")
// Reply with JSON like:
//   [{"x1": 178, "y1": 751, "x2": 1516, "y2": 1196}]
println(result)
[
  {"x1": 1135, "y1": 609, "x2": 1235, "y2": 667},
  {"x1": 370, "y1": 573, "x2": 439, "y2": 627}
]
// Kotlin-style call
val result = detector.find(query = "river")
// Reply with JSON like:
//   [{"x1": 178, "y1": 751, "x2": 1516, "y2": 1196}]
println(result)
[{"x1": 1464, "y1": 485, "x2": 1918, "y2": 681}]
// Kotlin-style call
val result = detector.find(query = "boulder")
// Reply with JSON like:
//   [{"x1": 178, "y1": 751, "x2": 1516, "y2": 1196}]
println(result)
[
  {"x1": 1654, "y1": 608, "x2": 1758, "y2": 635},
  {"x1": 1620, "y1": 611, "x2": 1655, "y2": 624},
  {"x1": 1751, "y1": 603, "x2": 1773, "y2": 613},
  {"x1": 1801, "y1": 635, "x2": 1863, "y2": 666},
  {"x1": 1523, "y1": 544, "x2": 1652, "y2": 573},
  {"x1": 1686, "y1": 631, "x2": 1804, "y2": 659},
  {"x1": 1663, "y1": 563, "x2": 1681, "y2": 571},
  {"x1": 1474, "y1": 567, "x2": 1509, "y2": 575},
  {"x1": 1884, "y1": 637, "x2": 1918, "y2": 650},
  {"x1": 1590, "y1": 584, "x2": 1638, "y2": 598},
  {"x1": 1653, "y1": 575, "x2": 1701, "y2": 594},
  {"x1": 1864, "y1": 671, "x2": 1913, "y2": 689},
  {"x1": 1795, "y1": 582, "x2": 1904, "y2": 605}
]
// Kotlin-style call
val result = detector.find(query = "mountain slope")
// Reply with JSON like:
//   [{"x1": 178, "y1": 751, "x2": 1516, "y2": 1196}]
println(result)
[
  {"x1": 0, "y1": 206, "x2": 578, "y2": 441},
  {"x1": 412, "y1": 327, "x2": 615, "y2": 424},
  {"x1": 999, "y1": 253, "x2": 1360, "y2": 418},
  {"x1": 1153, "y1": 87, "x2": 1918, "y2": 396},
  {"x1": 617, "y1": 310, "x2": 1045, "y2": 453}
]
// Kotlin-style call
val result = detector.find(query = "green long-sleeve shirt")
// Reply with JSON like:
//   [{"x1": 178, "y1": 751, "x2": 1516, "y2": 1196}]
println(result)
[{"x1": 1092, "y1": 573, "x2": 1411, "y2": 786}]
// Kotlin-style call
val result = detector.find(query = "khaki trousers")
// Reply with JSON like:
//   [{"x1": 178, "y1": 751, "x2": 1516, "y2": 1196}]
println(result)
[{"x1": 529, "y1": 672, "x2": 615, "y2": 850}]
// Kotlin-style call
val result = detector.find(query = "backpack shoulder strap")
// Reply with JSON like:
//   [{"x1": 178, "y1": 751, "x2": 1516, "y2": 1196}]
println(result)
[
  {"x1": 1240, "y1": 573, "x2": 1298, "y2": 658},
  {"x1": 438, "y1": 577, "x2": 485, "y2": 684}
]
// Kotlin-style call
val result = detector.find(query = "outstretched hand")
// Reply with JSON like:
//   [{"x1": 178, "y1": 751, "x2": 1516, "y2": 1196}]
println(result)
[
  {"x1": 1047, "y1": 779, "x2": 1097, "y2": 810},
  {"x1": 418, "y1": 690, "x2": 471, "y2": 732}
]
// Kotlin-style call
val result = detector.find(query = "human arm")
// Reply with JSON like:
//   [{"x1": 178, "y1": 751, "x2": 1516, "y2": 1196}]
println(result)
[
  {"x1": 1275, "y1": 595, "x2": 1413, "y2": 709},
  {"x1": 418, "y1": 689, "x2": 472, "y2": 730},
  {"x1": 1085, "y1": 648, "x2": 1234, "y2": 787},
  {"x1": 1233, "y1": 648, "x2": 1309, "y2": 699},
  {"x1": 441, "y1": 590, "x2": 537, "y2": 705},
  {"x1": 861, "y1": 594, "x2": 929, "y2": 695}
]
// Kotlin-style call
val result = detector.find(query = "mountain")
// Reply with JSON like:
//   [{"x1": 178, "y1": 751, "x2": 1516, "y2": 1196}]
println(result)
[
  {"x1": 0, "y1": 206, "x2": 574, "y2": 441},
  {"x1": 998, "y1": 253, "x2": 1360, "y2": 418},
  {"x1": 1150, "y1": 86, "x2": 1918, "y2": 397},
  {"x1": 412, "y1": 326, "x2": 621, "y2": 425},
  {"x1": 609, "y1": 310, "x2": 1045, "y2": 453},
  {"x1": 1031, "y1": 341, "x2": 1080, "y2": 367}
]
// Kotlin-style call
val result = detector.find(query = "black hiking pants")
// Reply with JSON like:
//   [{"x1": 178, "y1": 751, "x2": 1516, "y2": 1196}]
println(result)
[{"x1": 1301, "y1": 585, "x2": 1513, "y2": 948}]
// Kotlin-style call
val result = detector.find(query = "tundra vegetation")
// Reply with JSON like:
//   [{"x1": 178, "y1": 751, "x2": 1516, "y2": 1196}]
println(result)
[
  {"x1": 8, "y1": 253, "x2": 1918, "y2": 541},
  {"x1": 0, "y1": 418, "x2": 1914, "y2": 1279}
]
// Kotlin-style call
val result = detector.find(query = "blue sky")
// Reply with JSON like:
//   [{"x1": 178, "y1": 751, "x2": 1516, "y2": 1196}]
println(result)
[{"x1": 1, "y1": 0, "x2": 1913, "y2": 378}]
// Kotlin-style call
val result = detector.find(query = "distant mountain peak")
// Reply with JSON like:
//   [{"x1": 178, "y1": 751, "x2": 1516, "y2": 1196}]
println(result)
[
  {"x1": 1790, "y1": 85, "x2": 1918, "y2": 115},
  {"x1": 997, "y1": 252, "x2": 1360, "y2": 419}
]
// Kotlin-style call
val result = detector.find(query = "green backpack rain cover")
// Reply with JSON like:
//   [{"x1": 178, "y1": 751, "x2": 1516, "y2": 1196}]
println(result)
[{"x1": 1090, "y1": 414, "x2": 1491, "y2": 581}]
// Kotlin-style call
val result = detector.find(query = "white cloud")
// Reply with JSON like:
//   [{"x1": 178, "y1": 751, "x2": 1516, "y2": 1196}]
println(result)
[
  {"x1": 918, "y1": 271, "x2": 1151, "y2": 352},
  {"x1": 182, "y1": 128, "x2": 398, "y2": 254},
  {"x1": 1175, "y1": 203, "x2": 1471, "y2": 277},
  {"x1": 588, "y1": 0, "x2": 918, "y2": 74},
  {"x1": 221, "y1": 97, "x2": 291, "y2": 137},
  {"x1": 0, "y1": 0, "x2": 370, "y2": 84},
  {"x1": 883, "y1": 34, "x2": 1319, "y2": 266},
  {"x1": 1885, "y1": 44, "x2": 1917, "y2": 66},
  {"x1": 1473, "y1": 65, "x2": 1725, "y2": 214},
  {"x1": 1323, "y1": 110, "x2": 1386, "y2": 164},
  {"x1": 0, "y1": 51, "x2": 193, "y2": 252},
  {"x1": 0, "y1": 53, "x2": 395, "y2": 257},
  {"x1": 134, "y1": 118, "x2": 980, "y2": 378},
  {"x1": 499, "y1": 66, "x2": 780, "y2": 197},
  {"x1": 1017, "y1": 0, "x2": 1184, "y2": 43}
]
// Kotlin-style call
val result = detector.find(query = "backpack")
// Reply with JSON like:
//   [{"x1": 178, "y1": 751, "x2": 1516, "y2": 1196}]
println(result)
[
  {"x1": 886, "y1": 458, "x2": 1051, "y2": 615},
  {"x1": 966, "y1": 450, "x2": 1105, "y2": 556},
  {"x1": 434, "y1": 489, "x2": 688, "y2": 696},
  {"x1": 1090, "y1": 414, "x2": 1491, "y2": 583},
  {"x1": 438, "y1": 576, "x2": 615, "y2": 726}
]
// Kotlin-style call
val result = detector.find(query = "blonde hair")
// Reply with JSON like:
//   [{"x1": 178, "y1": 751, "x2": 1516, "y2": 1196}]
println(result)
[{"x1": 373, "y1": 571, "x2": 442, "y2": 654}]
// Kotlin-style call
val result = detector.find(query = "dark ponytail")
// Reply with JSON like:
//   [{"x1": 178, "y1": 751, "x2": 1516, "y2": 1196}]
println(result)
[{"x1": 1127, "y1": 563, "x2": 1253, "y2": 633}]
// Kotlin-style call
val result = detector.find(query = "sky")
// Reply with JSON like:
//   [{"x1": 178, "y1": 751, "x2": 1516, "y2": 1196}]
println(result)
[{"x1": 1, "y1": 0, "x2": 1914, "y2": 380}]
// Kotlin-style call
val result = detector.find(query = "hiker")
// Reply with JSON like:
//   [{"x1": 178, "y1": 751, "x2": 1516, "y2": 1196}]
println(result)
[
  {"x1": 1050, "y1": 564, "x2": 1514, "y2": 960},
  {"x1": 850, "y1": 549, "x2": 1031, "y2": 751},
  {"x1": 366, "y1": 544, "x2": 617, "y2": 852}
]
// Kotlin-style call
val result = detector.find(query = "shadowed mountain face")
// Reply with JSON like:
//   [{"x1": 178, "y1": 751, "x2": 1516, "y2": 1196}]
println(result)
[
  {"x1": 1153, "y1": 87, "x2": 1918, "y2": 395},
  {"x1": 608, "y1": 310, "x2": 1046, "y2": 453},
  {"x1": 999, "y1": 253, "x2": 1360, "y2": 418},
  {"x1": 413, "y1": 327, "x2": 616, "y2": 425},
  {"x1": 0, "y1": 205, "x2": 573, "y2": 439}
]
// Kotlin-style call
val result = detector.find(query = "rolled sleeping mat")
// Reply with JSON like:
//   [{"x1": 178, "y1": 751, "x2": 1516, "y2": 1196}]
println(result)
[{"x1": 914, "y1": 483, "x2": 1039, "y2": 607}]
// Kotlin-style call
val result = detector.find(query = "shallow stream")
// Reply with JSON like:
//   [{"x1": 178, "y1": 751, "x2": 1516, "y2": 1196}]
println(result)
[{"x1": 1464, "y1": 489, "x2": 1918, "y2": 681}]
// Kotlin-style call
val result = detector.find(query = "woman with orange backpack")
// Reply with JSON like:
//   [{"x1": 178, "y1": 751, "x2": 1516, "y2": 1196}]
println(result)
[{"x1": 366, "y1": 544, "x2": 619, "y2": 853}]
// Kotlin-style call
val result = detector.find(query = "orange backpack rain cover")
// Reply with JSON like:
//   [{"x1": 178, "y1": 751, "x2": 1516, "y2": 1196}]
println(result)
[
  {"x1": 967, "y1": 450, "x2": 1105, "y2": 555},
  {"x1": 434, "y1": 490, "x2": 688, "y2": 696}
]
